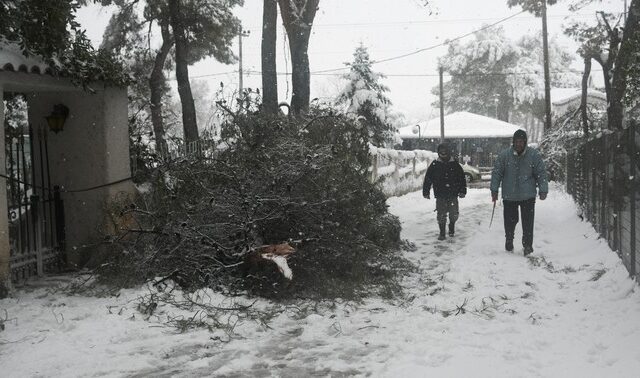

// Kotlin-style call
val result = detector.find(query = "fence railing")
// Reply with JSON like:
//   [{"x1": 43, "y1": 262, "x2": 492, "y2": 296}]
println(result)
[
  {"x1": 369, "y1": 146, "x2": 437, "y2": 197},
  {"x1": 566, "y1": 120, "x2": 639, "y2": 279}
]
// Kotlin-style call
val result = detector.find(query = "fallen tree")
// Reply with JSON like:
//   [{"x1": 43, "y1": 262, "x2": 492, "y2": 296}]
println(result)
[{"x1": 100, "y1": 106, "x2": 409, "y2": 299}]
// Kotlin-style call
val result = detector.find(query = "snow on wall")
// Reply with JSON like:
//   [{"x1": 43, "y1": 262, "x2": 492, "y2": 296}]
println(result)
[{"x1": 369, "y1": 145, "x2": 436, "y2": 197}]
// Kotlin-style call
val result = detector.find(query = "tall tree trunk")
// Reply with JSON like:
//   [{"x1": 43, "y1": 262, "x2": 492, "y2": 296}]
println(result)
[
  {"x1": 149, "y1": 21, "x2": 172, "y2": 155},
  {"x1": 288, "y1": 34, "x2": 311, "y2": 115},
  {"x1": 278, "y1": 0, "x2": 319, "y2": 115},
  {"x1": 581, "y1": 56, "x2": 592, "y2": 138},
  {"x1": 600, "y1": 60, "x2": 613, "y2": 104},
  {"x1": 609, "y1": 0, "x2": 639, "y2": 130},
  {"x1": 541, "y1": 0, "x2": 552, "y2": 131},
  {"x1": 261, "y1": 0, "x2": 278, "y2": 114},
  {"x1": 168, "y1": 0, "x2": 198, "y2": 142}
]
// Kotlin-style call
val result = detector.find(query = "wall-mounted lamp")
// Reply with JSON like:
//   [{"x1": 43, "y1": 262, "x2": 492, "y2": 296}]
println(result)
[{"x1": 45, "y1": 104, "x2": 69, "y2": 133}]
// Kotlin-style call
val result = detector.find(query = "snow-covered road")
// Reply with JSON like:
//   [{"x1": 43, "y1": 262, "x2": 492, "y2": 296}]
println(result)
[{"x1": 2, "y1": 186, "x2": 640, "y2": 377}]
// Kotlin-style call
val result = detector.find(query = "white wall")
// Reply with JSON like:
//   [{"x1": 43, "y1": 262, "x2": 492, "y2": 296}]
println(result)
[{"x1": 28, "y1": 87, "x2": 133, "y2": 266}]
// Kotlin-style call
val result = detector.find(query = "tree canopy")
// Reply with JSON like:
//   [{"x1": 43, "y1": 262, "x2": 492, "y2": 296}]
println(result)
[
  {"x1": 336, "y1": 45, "x2": 394, "y2": 146},
  {"x1": 434, "y1": 27, "x2": 577, "y2": 122},
  {"x1": 0, "y1": 0, "x2": 129, "y2": 88}
]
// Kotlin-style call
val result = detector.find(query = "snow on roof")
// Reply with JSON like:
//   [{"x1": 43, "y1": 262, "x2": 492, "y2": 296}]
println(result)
[
  {"x1": 551, "y1": 88, "x2": 606, "y2": 106},
  {"x1": 0, "y1": 42, "x2": 51, "y2": 75},
  {"x1": 397, "y1": 111, "x2": 523, "y2": 139}
]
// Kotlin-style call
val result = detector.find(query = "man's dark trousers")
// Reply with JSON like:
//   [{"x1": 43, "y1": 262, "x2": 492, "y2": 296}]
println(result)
[{"x1": 503, "y1": 198, "x2": 535, "y2": 247}]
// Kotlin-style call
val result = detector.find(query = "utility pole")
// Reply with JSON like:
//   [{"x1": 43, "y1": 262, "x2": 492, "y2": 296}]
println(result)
[
  {"x1": 541, "y1": 0, "x2": 552, "y2": 132},
  {"x1": 439, "y1": 66, "x2": 445, "y2": 143},
  {"x1": 624, "y1": 0, "x2": 628, "y2": 24},
  {"x1": 238, "y1": 27, "x2": 250, "y2": 94}
]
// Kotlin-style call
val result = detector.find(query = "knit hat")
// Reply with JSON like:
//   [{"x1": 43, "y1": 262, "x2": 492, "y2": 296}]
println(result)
[
  {"x1": 513, "y1": 129, "x2": 527, "y2": 142},
  {"x1": 437, "y1": 143, "x2": 450, "y2": 154}
]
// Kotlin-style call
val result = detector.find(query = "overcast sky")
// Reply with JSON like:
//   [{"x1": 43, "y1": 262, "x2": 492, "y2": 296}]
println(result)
[{"x1": 77, "y1": 0, "x2": 627, "y2": 123}]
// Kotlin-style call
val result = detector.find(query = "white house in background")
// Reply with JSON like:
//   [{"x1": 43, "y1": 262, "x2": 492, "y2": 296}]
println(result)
[
  {"x1": 397, "y1": 111, "x2": 523, "y2": 167},
  {"x1": 550, "y1": 88, "x2": 607, "y2": 116},
  {"x1": 0, "y1": 43, "x2": 133, "y2": 295}
]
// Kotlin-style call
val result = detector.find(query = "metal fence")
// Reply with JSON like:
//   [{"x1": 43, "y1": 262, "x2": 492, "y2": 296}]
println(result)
[
  {"x1": 566, "y1": 120, "x2": 639, "y2": 279},
  {"x1": 6, "y1": 128, "x2": 65, "y2": 283}
]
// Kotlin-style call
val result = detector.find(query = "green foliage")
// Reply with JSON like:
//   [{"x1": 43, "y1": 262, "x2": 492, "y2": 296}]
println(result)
[
  {"x1": 0, "y1": 0, "x2": 130, "y2": 88},
  {"x1": 434, "y1": 27, "x2": 577, "y2": 122},
  {"x1": 507, "y1": 0, "x2": 558, "y2": 16},
  {"x1": 336, "y1": 45, "x2": 395, "y2": 146},
  {"x1": 102, "y1": 107, "x2": 407, "y2": 299},
  {"x1": 622, "y1": 16, "x2": 640, "y2": 106},
  {"x1": 563, "y1": 14, "x2": 614, "y2": 59}
]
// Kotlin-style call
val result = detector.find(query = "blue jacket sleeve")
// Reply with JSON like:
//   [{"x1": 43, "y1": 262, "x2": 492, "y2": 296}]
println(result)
[
  {"x1": 490, "y1": 151, "x2": 504, "y2": 194},
  {"x1": 533, "y1": 150, "x2": 549, "y2": 194}
]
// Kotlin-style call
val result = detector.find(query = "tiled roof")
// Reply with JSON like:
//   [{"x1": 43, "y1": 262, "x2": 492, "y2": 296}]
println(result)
[
  {"x1": 550, "y1": 88, "x2": 607, "y2": 106},
  {"x1": 0, "y1": 42, "x2": 52, "y2": 75}
]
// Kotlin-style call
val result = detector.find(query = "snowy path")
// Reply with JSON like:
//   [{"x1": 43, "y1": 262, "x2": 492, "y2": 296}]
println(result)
[{"x1": 2, "y1": 186, "x2": 640, "y2": 377}]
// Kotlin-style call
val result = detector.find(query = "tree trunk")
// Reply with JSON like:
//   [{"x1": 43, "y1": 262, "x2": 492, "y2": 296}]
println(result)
[
  {"x1": 288, "y1": 34, "x2": 311, "y2": 115},
  {"x1": 261, "y1": 0, "x2": 278, "y2": 114},
  {"x1": 541, "y1": 0, "x2": 552, "y2": 131},
  {"x1": 168, "y1": 0, "x2": 198, "y2": 142},
  {"x1": 609, "y1": 0, "x2": 639, "y2": 130},
  {"x1": 149, "y1": 21, "x2": 172, "y2": 155},
  {"x1": 278, "y1": 0, "x2": 319, "y2": 116},
  {"x1": 581, "y1": 56, "x2": 591, "y2": 138}
]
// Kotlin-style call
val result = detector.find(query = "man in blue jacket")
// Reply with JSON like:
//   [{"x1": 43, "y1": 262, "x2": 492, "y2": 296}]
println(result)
[
  {"x1": 490, "y1": 130, "x2": 548, "y2": 256},
  {"x1": 423, "y1": 143, "x2": 467, "y2": 240}
]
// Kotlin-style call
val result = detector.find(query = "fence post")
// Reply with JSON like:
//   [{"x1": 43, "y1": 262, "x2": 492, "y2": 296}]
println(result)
[
  {"x1": 30, "y1": 195, "x2": 43, "y2": 276},
  {"x1": 392, "y1": 156, "x2": 400, "y2": 183},
  {"x1": 412, "y1": 155, "x2": 417, "y2": 177},
  {"x1": 564, "y1": 152, "x2": 569, "y2": 192},
  {"x1": 370, "y1": 153, "x2": 378, "y2": 183},
  {"x1": 629, "y1": 122, "x2": 636, "y2": 278},
  {"x1": 54, "y1": 186, "x2": 66, "y2": 264}
]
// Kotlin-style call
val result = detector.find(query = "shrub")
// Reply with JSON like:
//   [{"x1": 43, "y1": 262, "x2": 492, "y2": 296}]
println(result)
[{"x1": 101, "y1": 107, "x2": 409, "y2": 299}]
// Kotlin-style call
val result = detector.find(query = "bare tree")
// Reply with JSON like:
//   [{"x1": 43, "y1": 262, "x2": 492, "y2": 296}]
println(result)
[
  {"x1": 278, "y1": 0, "x2": 320, "y2": 115},
  {"x1": 609, "y1": 0, "x2": 640, "y2": 130},
  {"x1": 261, "y1": 0, "x2": 279, "y2": 114},
  {"x1": 168, "y1": 0, "x2": 198, "y2": 142},
  {"x1": 149, "y1": 19, "x2": 172, "y2": 154}
]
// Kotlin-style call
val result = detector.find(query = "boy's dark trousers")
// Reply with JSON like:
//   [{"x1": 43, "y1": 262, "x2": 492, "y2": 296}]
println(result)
[
  {"x1": 503, "y1": 198, "x2": 536, "y2": 247},
  {"x1": 436, "y1": 197, "x2": 459, "y2": 237}
]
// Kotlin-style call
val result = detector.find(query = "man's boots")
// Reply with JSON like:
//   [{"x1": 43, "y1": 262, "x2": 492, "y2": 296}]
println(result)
[
  {"x1": 438, "y1": 223, "x2": 446, "y2": 240},
  {"x1": 523, "y1": 245, "x2": 534, "y2": 256},
  {"x1": 505, "y1": 239, "x2": 514, "y2": 252},
  {"x1": 448, "y1": 222, "x2": 455, "y2": 237}
]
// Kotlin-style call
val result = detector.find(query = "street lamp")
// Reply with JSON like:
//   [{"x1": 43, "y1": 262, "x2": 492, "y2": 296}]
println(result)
[{"x1": 412, "y1": 124, "x2": 421, "y2": 148}]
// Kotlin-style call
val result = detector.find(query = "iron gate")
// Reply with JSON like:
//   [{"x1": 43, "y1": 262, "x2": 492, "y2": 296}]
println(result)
[{"x1": 6, "y1": 124, "x2": 65, "y2": 282}]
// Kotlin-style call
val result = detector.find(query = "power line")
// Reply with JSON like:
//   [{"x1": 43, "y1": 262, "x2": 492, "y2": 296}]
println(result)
[
  {"x1": 243, "y1": 68, "x2": 603, "y2": 78},
  {"x1": 242, "y1": 12, "x2": 623, "y2": 29},
  {"x1": 168, "y1": 71, "x2": 237, "y2": 81},
  {"x1": 311, "y1": 10, "x2": 528, "y2": 74}
]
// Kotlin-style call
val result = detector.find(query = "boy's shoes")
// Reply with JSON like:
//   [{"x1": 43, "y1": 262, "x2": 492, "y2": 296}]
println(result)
[
  {"x1": 438, "y1": 223, "x2": 446, "y2": 240},
  {"x1": 523, "y1": 245, "x2": 534, "y2": 256},
  {"x1": 505, "y1": 239, "x2": 514, "y2": 252},
  {"x1": 448, "y1": 223, "x2": 455, "y2": 237}
]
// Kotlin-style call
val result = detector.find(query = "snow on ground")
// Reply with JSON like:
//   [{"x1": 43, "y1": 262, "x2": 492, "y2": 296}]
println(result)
[{"x1": 1, "y1": 185, "x2": 640, "y2": 377}]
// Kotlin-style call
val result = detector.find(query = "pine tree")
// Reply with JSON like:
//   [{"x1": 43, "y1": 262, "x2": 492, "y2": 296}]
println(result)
[{"x1": 337, "y1": 45, "x2": 394, "y2": 147}]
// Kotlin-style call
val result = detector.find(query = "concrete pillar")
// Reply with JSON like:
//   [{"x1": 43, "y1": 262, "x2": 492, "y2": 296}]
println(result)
[{"x1": 0, "y1": 84, "x2": 12, "y2": 297}]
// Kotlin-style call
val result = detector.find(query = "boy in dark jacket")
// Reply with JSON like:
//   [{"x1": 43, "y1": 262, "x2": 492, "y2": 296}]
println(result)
[{"x1": 423, "y1": 143, "x2": 467, "y2": 240}]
